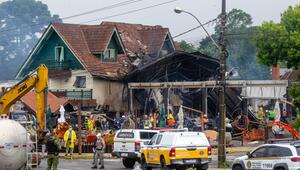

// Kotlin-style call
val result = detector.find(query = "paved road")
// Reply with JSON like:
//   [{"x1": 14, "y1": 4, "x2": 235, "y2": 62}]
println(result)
[{"x1": 37, "y1": 154, "x2": 242, "y2": 170}]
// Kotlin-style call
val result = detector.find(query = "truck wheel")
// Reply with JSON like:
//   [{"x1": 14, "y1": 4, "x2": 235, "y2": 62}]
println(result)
[
  {"x1": 141, "y1": 156, "x2": 152, "y2": 170},
  {"x1": 175, "y1": 166, "x2": 186, "y2": 170},
  {"x1": 232, "y1": 164, "x2": 244, "y2": 170},
  {"x1": 122, "y1": 158, "x2": 136, "y2": 169},
  {"x1": 196, "y1": 163, "x2": 208, "y2": 170},
  {"x1": 160, "y1": 157, "x2": 171, "y2": 170}
]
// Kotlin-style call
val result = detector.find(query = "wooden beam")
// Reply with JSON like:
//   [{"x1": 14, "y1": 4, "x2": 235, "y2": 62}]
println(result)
[
  {"x1": 128, "y1": 80, "x2": 289, "y2": 89},
  {"x1": 181, "y1": 105, "x2": 204, "y2": 132}
]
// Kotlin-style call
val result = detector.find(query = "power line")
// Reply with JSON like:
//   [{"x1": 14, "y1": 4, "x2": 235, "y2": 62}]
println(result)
[
  {"x1": 0, "y1": 0, "x2": 145, "y2": 34},
  {"x1": 173, "y1": 18, "x2": 218, "y2": 39},
  {"x1": 62, "y1": 0, "x2": 144, "y2": 20},
  {"x1": 80, "y1": 0, "x2": 180, "y2": 24},
  {"x1": 225, "y1": 32, "x2": 300, "y2": 40}
]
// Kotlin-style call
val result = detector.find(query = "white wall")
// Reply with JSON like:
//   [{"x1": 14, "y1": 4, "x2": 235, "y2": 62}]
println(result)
[
  {"x1": 49, "y1": 70, "x2": 128, "y2": 112},
  {"x1": 93, "y1": 79, "x2": 128, "y2": 112},
  {"x1": 49, "y1": 70, "x2": 93, "y2": 90}
]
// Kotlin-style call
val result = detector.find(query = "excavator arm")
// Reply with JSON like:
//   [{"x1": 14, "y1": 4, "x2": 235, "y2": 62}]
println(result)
[{"x1": 0, "y1": 64, "x2": 48, "y2": 130}]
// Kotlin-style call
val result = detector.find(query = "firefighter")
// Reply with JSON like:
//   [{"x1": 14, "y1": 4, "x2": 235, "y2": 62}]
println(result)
[{"x1": 63, "y1": 126, "x2": 77, "y2": 157}]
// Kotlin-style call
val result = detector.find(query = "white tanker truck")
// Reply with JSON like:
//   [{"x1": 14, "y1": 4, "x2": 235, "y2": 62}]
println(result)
[
  {"x1": 0, "y1": 119, "x2": 31, "y2": 170},
  {"x1": 0, "y1": 64, "x2": 48, "y2": 170}
]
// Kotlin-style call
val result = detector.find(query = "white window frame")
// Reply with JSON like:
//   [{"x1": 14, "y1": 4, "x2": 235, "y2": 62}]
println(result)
[
  {"x1": 73, "y1": 76, "x2": 86, "y2": 88},
  {"x1": 103, "y1": 48, "x2": 116, "y2": 62},
  {"x1": 55, "y1": 46, "x2": 64, "y2": 62}
]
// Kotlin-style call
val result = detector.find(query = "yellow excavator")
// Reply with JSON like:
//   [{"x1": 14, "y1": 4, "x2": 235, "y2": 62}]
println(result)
[
  {"x1": 0, "y1": 64, "x2": 48, "y2": 135},
  {"x1": 0, "y1": 64, "x2": 48, "y2": 170}
]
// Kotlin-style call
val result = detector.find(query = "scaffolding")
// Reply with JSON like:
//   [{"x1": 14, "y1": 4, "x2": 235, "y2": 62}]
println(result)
[{"x1": 15, "y1": 113, "x2": 39, "y2": 170}]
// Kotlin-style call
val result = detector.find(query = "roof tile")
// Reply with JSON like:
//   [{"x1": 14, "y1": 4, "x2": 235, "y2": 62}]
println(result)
[
  {"x1": 51, "y1": 21, "x2": 170, "y2": 79},
  {"x1": 21, "y1": 91, "x2": 68, "y2": 114}
]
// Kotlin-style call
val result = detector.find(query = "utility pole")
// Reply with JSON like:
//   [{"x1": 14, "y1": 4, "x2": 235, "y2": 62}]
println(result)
[
  {"x1": 218, "y1": 0, "x2": 227, "y2": 168},
  {"x1": 77, "y1": 105, "x2": 82, "y2": 155}
]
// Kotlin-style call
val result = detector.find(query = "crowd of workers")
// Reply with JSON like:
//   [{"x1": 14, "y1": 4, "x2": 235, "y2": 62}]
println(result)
[
  {"x1": 45, "y1": 125, "x2": 106, "y2": 170},
  {"x1": 44, "y1": 110, "x2": 180, "y2": 169}
]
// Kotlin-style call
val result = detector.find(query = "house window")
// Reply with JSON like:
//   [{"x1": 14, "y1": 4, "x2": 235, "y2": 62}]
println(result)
[
  {"x1": 73, "y1": 76, "x2": 86, "y2": 88},
  {"x1": 102, "y1": 49, "x2": 116, "y2": 62},
  {"x1": 55, "y1": 46, "x2": 64, "y2": 62}
]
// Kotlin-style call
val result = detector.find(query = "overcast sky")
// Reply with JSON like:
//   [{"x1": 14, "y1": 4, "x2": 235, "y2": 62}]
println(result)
[{"x1": 36, "y1": 0, "x2": 300, "y2": 42}]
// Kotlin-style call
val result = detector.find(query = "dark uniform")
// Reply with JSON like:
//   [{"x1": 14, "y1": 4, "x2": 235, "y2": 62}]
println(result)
[{"x1": 46, "y1": 137, "x2": 60, "y2": 170}]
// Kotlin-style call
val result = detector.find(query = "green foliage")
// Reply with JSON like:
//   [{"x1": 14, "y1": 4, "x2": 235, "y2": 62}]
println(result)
[
  {"x1": 292, "y1": 117, "x2": 300, "y2": 130},
  {"x1": 198, "y1": 34, "x2": 219, "y2": 58},
  {"x1": 0, "y1": 0, "x2": 61, "y2": 80},
  {"x1": 254, "y1": 5, "x2": 300, "y2": 69},
  {"x1": 198, "y1": 8, "x2": 270, "y2": 80},
  {"x1": 289, "y1": 85, "x2": 300, "y2": 129},
  {"x1": 289, "y1": 85, "x2": 300, "y2": 109},
  {"x1": 281, "y1": 5, "x2": 300, "y2": 32},
  {"x1": 178, "y1": 40, "x2": 196, "y2": 53},
  {"x1": 254, "y1": 21, "x2": 288, "y2": 67},
  {"x1": 281, "y1": 5, "x2": 300, "y2": 69},
  {"x1": 215, "y1": 8, "x2": 252, "y2": 34}
]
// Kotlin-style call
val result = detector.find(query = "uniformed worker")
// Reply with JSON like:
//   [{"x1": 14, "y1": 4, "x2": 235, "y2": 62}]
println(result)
[
  {"x1": 91, "y1": 133, "x2": 105, "y2": 169},
  {"x1": 257, "y1": 106, "x2": 265, "y2": 122},
  {"x1": 167, "y1": 113, "x2": 176, "y2": 127},
  {"x1": 46, "y1": 134, "x2": 60, "y2": 170},
  {"x1": 63, "y1": 126, "x2": 77, "y2": 157},
  {"x1": 144, "y1": 115, "x2": 152, "y2": 129}
]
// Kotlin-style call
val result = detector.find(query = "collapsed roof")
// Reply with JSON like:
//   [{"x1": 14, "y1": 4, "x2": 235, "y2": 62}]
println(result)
[
  {"x1": 16, "y1": 21, "x2": 175, "y2": 80},
  {"x1": 125, "y1": 51, "x2": 243, "y2": 118}
]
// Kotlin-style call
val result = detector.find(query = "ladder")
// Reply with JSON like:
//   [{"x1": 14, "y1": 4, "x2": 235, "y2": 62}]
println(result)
[
  {"x1": 24, "y1": 115, "x2": 39, "y2": 170},
  {"x1": 26, "y1": 133, "x2": 39, "y2": 170}
]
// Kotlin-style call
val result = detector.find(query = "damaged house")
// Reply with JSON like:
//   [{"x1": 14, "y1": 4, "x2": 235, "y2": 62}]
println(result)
[
  {"x1": 16, "y1": 21, "x2": 176, "y2": 113},
  {"x1": 126, "y1": 51, "x2": 242, "y2": 118}
]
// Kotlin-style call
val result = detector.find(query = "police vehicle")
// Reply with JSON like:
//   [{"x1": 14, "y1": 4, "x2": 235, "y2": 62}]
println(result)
[{"x1": 232, "y1": 142, "x2": 300, "y2": 170}]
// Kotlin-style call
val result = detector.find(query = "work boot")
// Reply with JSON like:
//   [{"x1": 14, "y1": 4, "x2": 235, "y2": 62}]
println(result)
[
  {"x1": 99, "y1": 166, "x2": 104, "y2": 169},
  {"x1": 91, "y1": 165, "x2": 97, "y2": 169}
]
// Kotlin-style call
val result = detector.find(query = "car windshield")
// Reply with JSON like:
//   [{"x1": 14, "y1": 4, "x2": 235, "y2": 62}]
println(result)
[
  {"x1": 175, "y1": 135, "x2": 207, "y2": 146},
  {"x1": 140, "y1": 132, "x2": 157, "y2": 140},
  {"x1": 117, "y1": 132, "x2": 134, "y2": 138}
]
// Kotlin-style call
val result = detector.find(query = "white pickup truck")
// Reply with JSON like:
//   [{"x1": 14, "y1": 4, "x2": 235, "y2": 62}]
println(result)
[{"x1": 112, "y1": 129, "x2": 158, "y2": 168}]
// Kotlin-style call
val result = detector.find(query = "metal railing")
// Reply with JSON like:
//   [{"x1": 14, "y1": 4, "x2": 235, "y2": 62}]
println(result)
[
  {"x1": 46, "y1": 60, "x2": 72, "y2": 71},
  {"x1": 50, "y1": 89, "x2": 93, "y2": 99}
]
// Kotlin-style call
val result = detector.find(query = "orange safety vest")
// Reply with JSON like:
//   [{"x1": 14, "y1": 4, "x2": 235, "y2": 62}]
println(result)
[{"x1": 168, "y1": 118, "x2": 175, "y2": 126}]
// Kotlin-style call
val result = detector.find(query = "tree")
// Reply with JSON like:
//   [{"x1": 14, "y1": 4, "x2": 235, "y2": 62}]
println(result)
[
  {"x1": 255, "y1": 5, "x2": 300, "y2": 124},
  {"x1": 198, "y1": 8, "x2": 270, "y2": 80},
  {"x1": 215, "y1": 9, "x2": 252, "y2": 34},
  {"x1": 178, "y1": 40, "x2": 196, "y2": 53},
  {"x1": 254, "y1": 21, "x2": 288, "y2": 67},
  {"x1": 254, "y1": 5, "x2": 300, "y2": 69},
  {"x1": 0, "y1": 0, "x2": 61, "y2": 80},
  {"x1": 281, "y1": 5, "x2": 300, "y2": 69}
]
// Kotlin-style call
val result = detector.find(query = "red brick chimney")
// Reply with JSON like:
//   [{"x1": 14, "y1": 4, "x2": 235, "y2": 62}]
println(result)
[{"x1": 272, "y1": 63, "x2": 281, "y2": 80}]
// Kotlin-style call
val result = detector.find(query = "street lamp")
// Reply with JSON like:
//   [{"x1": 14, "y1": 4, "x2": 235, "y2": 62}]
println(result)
[
  {"x1": 174, "y1": 3, "x2": 227, "y2": 167},
  {"x1": 174, "y1": 7, "x2": 220, "y2": 50}
]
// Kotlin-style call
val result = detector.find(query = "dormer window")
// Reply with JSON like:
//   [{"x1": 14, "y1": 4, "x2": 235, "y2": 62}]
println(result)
[
  {"x1": 102, "y1": 49, "x2": 116, "y2": 62},
  {"x1": 55, "y1": 46, "x2": 64, "y2": 62}
]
